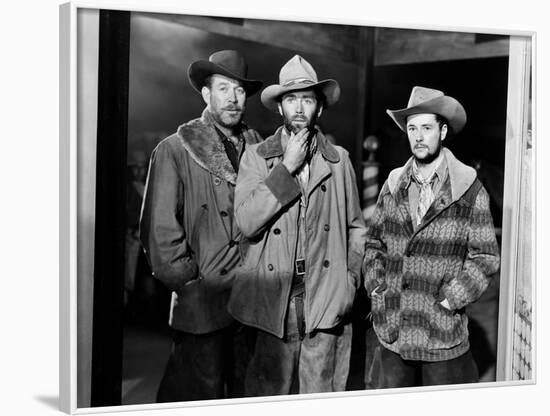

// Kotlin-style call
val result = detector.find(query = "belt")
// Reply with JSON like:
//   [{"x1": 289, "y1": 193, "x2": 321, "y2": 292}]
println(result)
[{"x1": 291, "y1": 258, "x2": 306, "y2": 340}]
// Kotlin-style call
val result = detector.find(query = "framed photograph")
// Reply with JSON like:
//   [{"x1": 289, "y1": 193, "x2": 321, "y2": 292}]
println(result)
[{"x1": 59, "y1": 0, "x2": 535, "y2": 414}]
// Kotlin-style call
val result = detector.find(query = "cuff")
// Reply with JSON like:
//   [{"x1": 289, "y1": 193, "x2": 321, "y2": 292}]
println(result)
[{"x1": 265, "y1": 163, "x2": 301, "y2": 206}]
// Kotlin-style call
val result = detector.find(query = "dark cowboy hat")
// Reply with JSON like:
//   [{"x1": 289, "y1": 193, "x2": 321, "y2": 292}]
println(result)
[
  {"x1": 188, "y1": 50, "x2": 263, "y2": 96},
  {"x1": 261, "y1": 55, "x2": 340, "y2": 112},
  {"x1": 387, "y1": 86, "x2": 467, "y2": 133}
]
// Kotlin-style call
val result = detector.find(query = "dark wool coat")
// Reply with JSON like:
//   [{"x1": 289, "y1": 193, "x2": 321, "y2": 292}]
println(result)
[
  {"x1": 228, "y1": 128, "x2": 366, "y2": 338},
  {"x1": 140, "y1": 109, "x2": 262, "y2": 334},
  {"x1": 363, "y1": 148, "x2": 500, "y2": 361}
]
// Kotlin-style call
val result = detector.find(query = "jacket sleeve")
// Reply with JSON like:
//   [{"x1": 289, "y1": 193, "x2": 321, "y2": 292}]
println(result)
[
  {"x1": 235, "y1": 147, "x2": 301, "y2": 239},
  {"x1": 343, "y1": 152, "x2": 367, "y2": 285},
  {"x1": 362, "y1": 181, "x2": 389, "y2": 297},
  {"x1": 440, "y1": 185, "x2": 500, "y2": 310},
  {"x1": 139, "y1": 140, "x2": 198, "y2": 291}
]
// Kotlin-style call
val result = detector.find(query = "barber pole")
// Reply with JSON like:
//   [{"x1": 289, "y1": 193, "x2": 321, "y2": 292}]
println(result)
[{"x1": 362, "y1": 135, "x2": 380, "y2": 222}]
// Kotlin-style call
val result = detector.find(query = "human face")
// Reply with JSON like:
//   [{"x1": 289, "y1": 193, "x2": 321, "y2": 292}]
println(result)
[
  {"x1": 202, "y1": 74, "x2": 246, "y2": 128},
  {"x1": 406, "y1": 113, "x2": 447, "y2": 164},
  {"x1": 278, "y1": 90, "x2": 321, "y2": 134}
]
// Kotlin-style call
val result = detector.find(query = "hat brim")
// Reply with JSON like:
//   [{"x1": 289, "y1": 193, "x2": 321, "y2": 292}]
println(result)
[
  {"x1": 260, "y1": 79, "x2": 341, "y2": 112},
  {"x1": 188, "y1": 60, "x2": 263, "y2": 96},
  {"x1": 387, "y1": 95, "x2": 467, "y2": 133}
]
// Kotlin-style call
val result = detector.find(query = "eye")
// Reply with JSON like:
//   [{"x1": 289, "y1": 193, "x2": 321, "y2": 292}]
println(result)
[{"x1": 235, "y1": 87, "x2": 245, "y2": 96}]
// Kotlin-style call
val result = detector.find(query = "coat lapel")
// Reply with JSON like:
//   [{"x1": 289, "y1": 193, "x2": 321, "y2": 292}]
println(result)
[
  {"x1": 177, "y1": 109, "x2": 258, "y2": 185},
  {"x1": 417, "y1": 177, "x2": 453, "y2": 229}
]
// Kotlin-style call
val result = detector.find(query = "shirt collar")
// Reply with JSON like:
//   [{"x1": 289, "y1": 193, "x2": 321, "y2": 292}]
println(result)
[{"x1": 409, "y1": 154, "x2": 448, "y2": 186}]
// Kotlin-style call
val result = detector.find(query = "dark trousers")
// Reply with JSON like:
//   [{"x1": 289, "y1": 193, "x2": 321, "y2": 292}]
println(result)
[
  {"x1": 365, "y1": 328, "x2": 479, "y2": 388},
  {"x1": 156, "y1": 323, "x2": 255, "y2": 402},
  {"x1": 245, "y1": 297, "x2": 352, "y2": 397}
]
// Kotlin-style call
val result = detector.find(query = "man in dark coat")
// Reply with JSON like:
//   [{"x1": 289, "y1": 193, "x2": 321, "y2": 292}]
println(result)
[{"x1": 140, "y1": 50, "x2": 263, "y2": 402}]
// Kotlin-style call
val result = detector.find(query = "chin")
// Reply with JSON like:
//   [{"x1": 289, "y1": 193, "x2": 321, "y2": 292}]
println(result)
[{"x1": 220, "y1": 115, "x2": 242, "y2": 128}]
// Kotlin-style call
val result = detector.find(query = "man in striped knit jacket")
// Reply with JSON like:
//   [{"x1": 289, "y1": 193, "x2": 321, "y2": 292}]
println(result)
[{"x1": 363, "y1": 86, "x2": 500, "y2": 388}]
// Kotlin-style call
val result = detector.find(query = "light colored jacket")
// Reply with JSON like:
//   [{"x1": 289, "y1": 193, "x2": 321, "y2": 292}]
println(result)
[{"x1": 228, "y1": 127, "x2": 367, "y2": 338}]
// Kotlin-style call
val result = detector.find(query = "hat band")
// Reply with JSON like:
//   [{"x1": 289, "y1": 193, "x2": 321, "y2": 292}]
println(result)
[{"x1": 282, "y1": 78, "x2": 316, "y2": 88}]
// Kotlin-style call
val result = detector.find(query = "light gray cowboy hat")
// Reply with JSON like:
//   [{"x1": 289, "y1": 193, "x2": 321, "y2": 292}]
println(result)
[
  {"x1": 387, "y1": 86, "x2": 467, "y2": 133},
  {"x1": 261, "y1": 55, "x2": 341, "y2": 112},
  {"x1": 188, "y1": 50, "x2": 263, "y2": 96}
]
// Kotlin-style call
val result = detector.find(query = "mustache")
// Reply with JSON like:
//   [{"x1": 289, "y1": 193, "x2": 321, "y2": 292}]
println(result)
[{"x1": 222, "y1": 105, "x2": 243, "y2": 111}]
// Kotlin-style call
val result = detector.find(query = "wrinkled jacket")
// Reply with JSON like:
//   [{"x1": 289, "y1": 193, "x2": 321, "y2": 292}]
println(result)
[
  {"x1": 140, "y1": 109, "x2": 262, "y2": 334},
  {"x1": 228, "y1": 128, "x2": 367, "y2": 338},
  {"x1": 363, "y1": 148, "x2": 500, "y2": 361}
]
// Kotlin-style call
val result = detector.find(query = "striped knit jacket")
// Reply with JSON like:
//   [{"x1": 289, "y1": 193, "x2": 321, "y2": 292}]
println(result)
[{"x1": 363, "y1": 148, "x2": 500, "y2": 361}]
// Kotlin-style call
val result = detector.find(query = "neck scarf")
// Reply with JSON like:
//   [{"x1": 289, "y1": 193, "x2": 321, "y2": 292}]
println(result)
[{"x1": 412, "y1": 162, "x2": 438, "y2": 226}]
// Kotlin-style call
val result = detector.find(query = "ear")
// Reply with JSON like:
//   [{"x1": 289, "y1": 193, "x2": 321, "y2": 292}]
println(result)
[
  {"x1": 201, "y1": 86, "x2": 211, "y2": 106},
  {"x1": 277, "y1": 103, "x2": 283, "y2": 116},
  {"x1": 440, "y1": 123, "x2": 448, "y2": 142},
  {"x1": 317, "y1": 105, "x2": 323, "y2": 118}
]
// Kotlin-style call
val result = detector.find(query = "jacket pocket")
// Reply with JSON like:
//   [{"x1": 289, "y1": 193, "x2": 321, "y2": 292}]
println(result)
[
  {"x1": 370, "y1": 290, "x2": 399, "y2": 344},
  {"x1": 189, "y1": 204, "x2": 208, "y2": 256},
  {"x1": 428, "y1": 297, "x2": 464, "y2": 350}
]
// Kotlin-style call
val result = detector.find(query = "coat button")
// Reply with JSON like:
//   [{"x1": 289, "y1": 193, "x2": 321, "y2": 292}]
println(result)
[
  {"x1": 273, "y1": 228, "x2": 281, "y2": 235},
  {"x1": 321, "y1": 184, "x2": 327, "y2": 192},
  {"x1": 220, "y1": 210, "x2": 228, "y2": 217},
  {"x1": 323, "y1": 260, "x2": 330, "y2": 268},
  {"x1": 213, "y1": 177, "x2": 222, "y2": 186},
  {"x1": 324, "y1": 224, "x2": 330, "y2": 231},
  {"x1": 221, "y1": 268, "x2": 228, "y2": 275},
  {"x1": 268, "y1": 264, "x2": 274, "y2": 271},
  {"x1": 402, "y1": 282, "x2": 410, "y2": 290},
  {"x1": 228, "y1": 240, "x2": 237, "y2": 248},
  {"x1": 201, "y1": 204, "x2": 208, "y2": 209}
]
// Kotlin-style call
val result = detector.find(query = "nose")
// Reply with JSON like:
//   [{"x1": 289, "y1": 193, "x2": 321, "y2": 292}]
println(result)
[
  {"x1": 228, "y1": 88, "x2": 237, "y2": 103},
  {"x1": 295, "y1": 99, "x2": 304, "y2": 113}
]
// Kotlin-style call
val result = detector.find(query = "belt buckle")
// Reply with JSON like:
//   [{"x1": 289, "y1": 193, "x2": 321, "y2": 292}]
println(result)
[{"x1": 295, "y1": 258, "x2": 306, "y2": 276}]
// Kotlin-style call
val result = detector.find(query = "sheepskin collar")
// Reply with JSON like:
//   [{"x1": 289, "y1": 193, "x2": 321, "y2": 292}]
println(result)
[
  {"x1": 176, "y1": 109, "x2": 260, "y2": 185},
  {"x1": 256, "y1": 126, "x2": 340, "y2": 163},
  {"x1": 387, "y1": 147, "x2": 476, "y2": 202}
]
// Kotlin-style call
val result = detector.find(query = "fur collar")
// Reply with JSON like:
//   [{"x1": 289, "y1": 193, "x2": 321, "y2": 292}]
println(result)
[
  {"x1": 177, "y1": 109, "x2": 261, "y2": 185},
  {"x1": 256, "y1": 127, "x2": 340, "y2": 163},
  {"x1": 387, "y1": 147, "x2": 476, "y2": 202}
]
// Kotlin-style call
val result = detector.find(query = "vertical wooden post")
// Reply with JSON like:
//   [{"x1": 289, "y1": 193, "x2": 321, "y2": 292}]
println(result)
[
  {"x1": 91, "y1": 9, "x2": 131, "y2": 406},
  {"x1": 496, "y1": 35, "x2": 532, "y2": 382}
]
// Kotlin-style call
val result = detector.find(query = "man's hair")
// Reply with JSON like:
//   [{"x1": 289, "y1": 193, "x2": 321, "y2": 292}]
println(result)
[{"x1": 435, "y1": 114, "x2": 451, "y2": 133}]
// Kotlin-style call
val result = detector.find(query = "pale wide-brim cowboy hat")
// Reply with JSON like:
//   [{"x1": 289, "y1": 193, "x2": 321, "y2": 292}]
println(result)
[
  {"x1": 188, "y1": 50, "x2": 263, "y2": 96},
  {"x1": 387, "y1": 86, "x2": 467, "y2": 133},
  {"x1": 261, "y1": 55, "x2": 341, "y2": 112}
]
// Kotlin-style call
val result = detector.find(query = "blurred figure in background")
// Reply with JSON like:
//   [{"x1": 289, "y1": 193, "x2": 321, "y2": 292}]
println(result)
[{"x1": 125, "y1": 150, "x2": 148, "y2": 310}]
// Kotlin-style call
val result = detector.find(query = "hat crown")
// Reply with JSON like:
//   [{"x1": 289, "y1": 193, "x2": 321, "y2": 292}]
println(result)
[
  {"x1": 407, "y1": 86, "x2": 444, "y2": 107},
  {"x1": 209, "y1": 50, "x2": 248, "y2": 78},
  {"x1": 279, "y1": 55, "x2": 318, "y2": 88}
]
